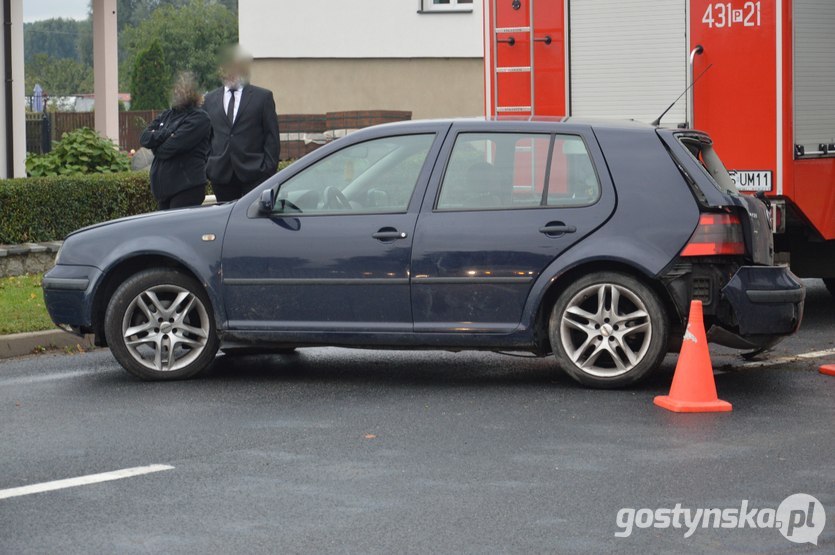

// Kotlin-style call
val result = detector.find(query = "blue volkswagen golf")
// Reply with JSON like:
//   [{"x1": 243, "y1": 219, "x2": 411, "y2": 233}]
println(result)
[{"x1": 42, "y1": 118, "x2": 804, "y2": 387}]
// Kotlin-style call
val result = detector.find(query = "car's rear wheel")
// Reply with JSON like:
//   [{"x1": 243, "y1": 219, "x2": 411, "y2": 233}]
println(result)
[
  {"x1": 549, "y1": 272, "x2": 668, "y2": 388},
  {"x1": 104, "y1": 269, "x2": 219, "y2": 380}
]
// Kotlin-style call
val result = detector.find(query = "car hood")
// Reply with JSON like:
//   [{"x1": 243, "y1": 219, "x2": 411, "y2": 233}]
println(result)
[
  {"x1": 65, "y1": 202, "x2": 236, "y2": 239},
  {"x1": 58, "y1": 201, "x2": 236, "y2": 269}
]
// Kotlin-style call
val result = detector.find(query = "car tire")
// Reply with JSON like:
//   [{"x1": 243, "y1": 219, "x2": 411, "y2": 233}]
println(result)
[
  {"x1": 549, "y1": 272, "x2": 668, "y2": 388},
  {"x1": 824, "y1": 278, "x2": 835, "y2": 298},
  {"x1": 104, "y1": 269, "x2": 219, "y2": 381}
]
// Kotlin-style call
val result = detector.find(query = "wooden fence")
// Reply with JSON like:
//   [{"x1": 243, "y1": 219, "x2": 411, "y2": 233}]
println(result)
[
  {"x1": 53, "y1": 112, "x2": 95, "y2": 141},
  {"x1": 26, "y1": 109, "x2": 412, "y2": 159},
  {"x1": 25, "y1": 111, "x2": 162, "y2": 155},
  {"x1": 119, "y1": 110, "x2": 163, "y2": 152}
]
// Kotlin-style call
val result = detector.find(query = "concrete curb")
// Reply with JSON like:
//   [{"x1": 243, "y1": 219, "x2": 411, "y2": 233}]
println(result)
[{"x1": 0, "y1": 329, "x2": 96, "y2": 360}]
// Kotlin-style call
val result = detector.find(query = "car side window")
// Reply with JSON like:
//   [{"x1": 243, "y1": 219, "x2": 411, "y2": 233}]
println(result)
[
  {"x1": 546, "y1": 136, "x2": 601, "y2": 206},
  {"x1": 436, "y1": 132, "x2": 600, "y2": 211},
  {"x1": 274, "y1": 134, "x2": 436, "y2": 215}
]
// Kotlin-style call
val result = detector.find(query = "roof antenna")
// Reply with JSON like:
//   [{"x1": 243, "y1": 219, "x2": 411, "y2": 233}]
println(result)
[{"x1": 651, "y1": 62, "x2": 713, "y2": 127}]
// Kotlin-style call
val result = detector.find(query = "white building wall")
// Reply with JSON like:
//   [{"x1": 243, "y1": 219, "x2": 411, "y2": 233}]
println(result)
[{"x1": 239, "y1": 0, "x2": 484, "y2": 59}]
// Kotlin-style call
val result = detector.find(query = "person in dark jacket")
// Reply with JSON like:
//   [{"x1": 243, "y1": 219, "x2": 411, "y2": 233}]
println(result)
[
  {"x1": 139, "y1": 73, "x2": 212, "y2": 210},
  {"x1": 204, "y1": 45, "x2": 280, "y2": 201}
]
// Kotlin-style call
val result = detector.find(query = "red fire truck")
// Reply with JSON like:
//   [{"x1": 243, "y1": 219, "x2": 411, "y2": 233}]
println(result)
[{"x1": 482, "y1": 0, "x2": 835, "y2": 293}]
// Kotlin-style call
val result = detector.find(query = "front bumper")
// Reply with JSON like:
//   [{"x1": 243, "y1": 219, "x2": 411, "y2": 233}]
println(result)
[{"x1": 42, "y1": 264, "x2": 103, "y2": 329}]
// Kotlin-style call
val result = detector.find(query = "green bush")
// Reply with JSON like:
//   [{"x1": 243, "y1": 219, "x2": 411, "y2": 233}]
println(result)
[
  {"x1": 25, "y1": 127, "x2": 132, "y2": 177},
  {"x1": 0, "y1": 172, "x2": 156, "y2": 244},
  {"x1": 2, "y1": 160, "x2": 297, "y2": 244}
]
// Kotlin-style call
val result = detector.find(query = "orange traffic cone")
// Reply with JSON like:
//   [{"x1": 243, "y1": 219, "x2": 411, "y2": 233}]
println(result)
[
  {"x1": 654, "y1": 300, "x2": 732, "y2": 413},
  {"x1": 821, "y1": 365, "x2": 835, "y2": 376}
]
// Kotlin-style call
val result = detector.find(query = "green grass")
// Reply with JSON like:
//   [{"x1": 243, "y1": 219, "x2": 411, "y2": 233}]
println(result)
[{"x1": 0, "y1": 274, "x2": 55, "y2": 335}]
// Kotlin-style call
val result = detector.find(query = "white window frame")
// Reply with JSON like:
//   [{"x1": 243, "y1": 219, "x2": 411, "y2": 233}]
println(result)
[{"x1": 419, "y1": 0, "x2": 474, "y2": 13}]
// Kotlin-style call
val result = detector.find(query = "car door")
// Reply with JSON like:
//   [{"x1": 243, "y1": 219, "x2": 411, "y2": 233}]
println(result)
[
  {"x1": 411, "y1": 122, "x2": 616, "y2": 333},
  {"x1": 222, "y1": 126, "x2": 447, "y2": 332}
]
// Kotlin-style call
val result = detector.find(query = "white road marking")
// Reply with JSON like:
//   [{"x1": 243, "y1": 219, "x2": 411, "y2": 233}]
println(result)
[
  {"x1": 0, "y1": 370, "x2": 98, "y2": 387},
  {"x1": 0, "y1": 464, "x2": 174, "y2": 500},
  {"x1": 732, "y1": 347, "x2": 835, "y2": 369}
]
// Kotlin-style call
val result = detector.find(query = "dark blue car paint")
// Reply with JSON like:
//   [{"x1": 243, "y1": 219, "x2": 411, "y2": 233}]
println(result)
[
  {"x1": 42, "y1": 265, "x2": 102, "y2": 325},
  {"x1": 42, "y1": 118, "x2": 804, "y2": 353},
  {"x1": 221, "y1": 122, "x2": 451, "y2": 333},
  {"x1": 46, "y1": 203, "x2": 234, "y2": 330},
  {"x1": 658, "y1": 129, "x2": 774, "y2": 265},
  {"x1": 722, "y1": 266, "x2": 805, "y2": 336},
  {"x1": 412, "y1": 121, "x2": 617, "y2": 334},
  {"x1": 514, "y1": 125, "x2": 704, "y2": 333}
]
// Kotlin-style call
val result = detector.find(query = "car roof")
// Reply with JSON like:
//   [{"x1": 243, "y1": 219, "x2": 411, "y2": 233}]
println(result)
[{"x1": 371, "y1": 116, "x2": 668, "y2": 133}]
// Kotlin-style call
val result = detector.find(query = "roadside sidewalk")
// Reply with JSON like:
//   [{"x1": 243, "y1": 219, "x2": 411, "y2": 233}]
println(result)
[{"x1": 0, "y1": 329, "x2": 96, "y2": 361}]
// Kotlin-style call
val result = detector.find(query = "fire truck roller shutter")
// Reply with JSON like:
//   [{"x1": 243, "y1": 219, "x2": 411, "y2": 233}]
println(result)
[
  {"x1": 568, "y1": 0, "x2": 687, "y2": 125},
  {"x1": 793, "y1": 0, "x2": 835, "y2": 157}
]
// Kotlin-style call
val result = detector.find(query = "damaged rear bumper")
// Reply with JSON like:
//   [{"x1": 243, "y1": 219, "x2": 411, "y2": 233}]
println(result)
[
  {"x1": 707, "y1": 265, "x2": 804, "y2": 350},
  {"x1": 663, "y1": 262, "x2": 804, "y2": 350},
  {"x1": 721, "y1": 265, "x2": 804, "y2": 336}
]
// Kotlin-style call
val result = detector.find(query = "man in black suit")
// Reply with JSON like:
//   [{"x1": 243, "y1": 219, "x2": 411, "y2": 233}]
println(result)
[{"x1": 204, "y1": 47, "x2": 281, "y2": 201}]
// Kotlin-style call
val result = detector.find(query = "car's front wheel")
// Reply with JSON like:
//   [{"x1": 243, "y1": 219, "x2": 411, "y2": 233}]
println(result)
[
  {"x1": 104, "y1": 269, "x2": 219, "y2": 380},
  {"x1": 549, "y1": 272, "x2": 668, "y2": 388}
]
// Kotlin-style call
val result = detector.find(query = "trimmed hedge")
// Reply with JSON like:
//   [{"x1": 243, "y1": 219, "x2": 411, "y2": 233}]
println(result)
[
  {"x1": 0, "y1": 172, "x2": 156, "y2": 244},
  {"x1": 1, "y1": 160, "x2": 298, "y2": 245}
]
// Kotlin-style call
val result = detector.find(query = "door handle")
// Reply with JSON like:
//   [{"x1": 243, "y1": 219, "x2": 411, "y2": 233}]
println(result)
[
  {"x1": 539, "y1": 224, "x2": 577, "y2": 236},
  {"x1": 372, "y1": 230, "x2": 408, "y2": 241}
]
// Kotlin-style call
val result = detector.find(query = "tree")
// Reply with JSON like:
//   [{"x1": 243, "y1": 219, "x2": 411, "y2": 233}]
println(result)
[
  {"x1": 78, "y1": 0, "x2": 238, "y2": 61},
  {"x1": 76, "y1": 18, "x2": 94, "y2": 67},
  {"x1": 24, "y1": 54, "x2": 94, "y2": 96},
  {"x1": 23, "y1": 18, "x2": 85, "y2": 63},
  {"x1": 118, "y1": 0, "x2": 238, "y2": 31},
  {"x1": 121, "y1": 0, "x2": 238, "y2": 91},
  {"x1": 130, "y1": 39, "x2": 170, "y2": 110}
]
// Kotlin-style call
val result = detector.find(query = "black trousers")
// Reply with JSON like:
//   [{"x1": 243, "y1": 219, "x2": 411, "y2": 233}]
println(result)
[
  {"x1": 213, "y1": 173, "x2": 264, "y2": 202},
  {"x1": 158, "y1": 184, "x2": 206, "y2": 210}
]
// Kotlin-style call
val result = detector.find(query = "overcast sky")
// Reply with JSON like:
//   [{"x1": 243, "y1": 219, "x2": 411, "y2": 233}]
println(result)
[{"x1": 24, "y1": 0, "x2": 88, "y2": 23}]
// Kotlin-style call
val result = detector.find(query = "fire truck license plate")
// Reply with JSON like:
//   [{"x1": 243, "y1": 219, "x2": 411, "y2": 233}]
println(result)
[{"x1": 728, "y1": 170, "x2": 772, "y2": 192}]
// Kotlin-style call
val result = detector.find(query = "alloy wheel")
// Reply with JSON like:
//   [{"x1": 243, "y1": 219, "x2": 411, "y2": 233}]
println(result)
[
  {"x1": 121, "y1": 284, "x2": 210, "y2": 372},
  {"x1": 559, "y1": 283, "x2": 652, "y2": 377}
]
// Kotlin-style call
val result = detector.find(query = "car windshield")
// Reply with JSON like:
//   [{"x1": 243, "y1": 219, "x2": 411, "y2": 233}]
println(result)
[{"x1": 676, "y1": 134, "x2": 739, "y2": 195}]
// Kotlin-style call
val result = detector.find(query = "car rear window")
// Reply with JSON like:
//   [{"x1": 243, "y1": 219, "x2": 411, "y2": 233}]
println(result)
[
  {"x1": 436, "y1": 132, "x2": 600, "y2": 211},
  {"x1": 676, "y1": 134, "x2": 739, "y2": 195}
]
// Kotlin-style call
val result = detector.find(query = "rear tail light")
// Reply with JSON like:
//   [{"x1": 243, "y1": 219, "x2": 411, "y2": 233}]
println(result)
[
  {"x1": 769, "y1": 201, "x2": 786, "y2": 233},
  {"x1": 681, "y1": 213, "x2": 745, "y2": 256}
]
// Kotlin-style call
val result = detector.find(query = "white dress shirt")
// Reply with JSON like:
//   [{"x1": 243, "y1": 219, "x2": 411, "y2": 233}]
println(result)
[{"x1": 223, "y1": 86, "x2": 243, "y2": 123}]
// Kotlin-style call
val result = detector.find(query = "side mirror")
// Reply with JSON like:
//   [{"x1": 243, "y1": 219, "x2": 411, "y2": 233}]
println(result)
[{"x1": 258, "y1": 189, "x2": 274, "y2": 214}]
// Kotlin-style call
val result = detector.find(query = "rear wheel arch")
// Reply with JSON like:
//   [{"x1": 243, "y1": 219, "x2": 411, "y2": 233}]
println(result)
[
  {"x1": 91, "y1": 255, "x2": 206, "y2": 347},
  {"x1": 532, "y1": 260, "x2": 680, "y2": 355}
]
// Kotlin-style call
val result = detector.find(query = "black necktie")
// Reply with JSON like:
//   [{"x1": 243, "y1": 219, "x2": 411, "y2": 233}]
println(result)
[{"x1": 226, "y1": 88, "x2": 237, "y2": 126}]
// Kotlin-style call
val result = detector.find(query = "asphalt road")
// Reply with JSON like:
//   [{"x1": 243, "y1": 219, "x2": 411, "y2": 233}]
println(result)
[{"x1": 1, "y1": 281, "x2": 834, "y2": 554}]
